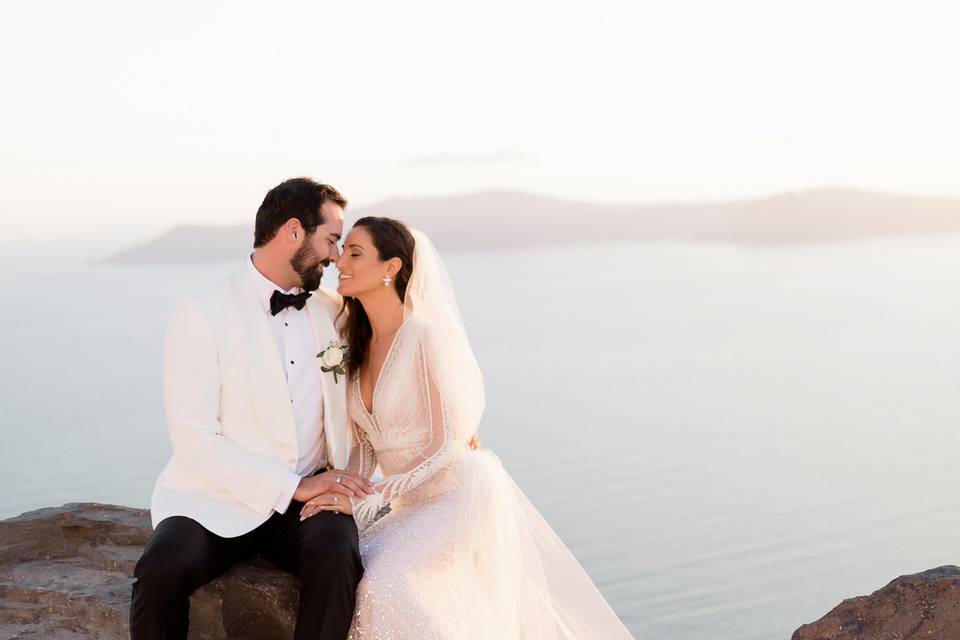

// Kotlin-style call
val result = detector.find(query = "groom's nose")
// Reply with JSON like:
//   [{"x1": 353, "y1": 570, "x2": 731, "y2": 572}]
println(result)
[{"x1": 329, "y1": 243, "x2": 341, "y2": 261}]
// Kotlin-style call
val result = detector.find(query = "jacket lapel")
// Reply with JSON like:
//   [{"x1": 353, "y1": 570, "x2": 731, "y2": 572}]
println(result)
[
  {"x1": 232, "y1": 269, "x2": 298, "y2": 452},
  {"x1": 306, "y1": 293, "x2": 349, "y2": 469}
]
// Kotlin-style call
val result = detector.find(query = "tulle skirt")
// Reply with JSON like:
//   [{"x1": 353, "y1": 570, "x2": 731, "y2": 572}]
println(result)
[{"x1": 347, "y1": 448, "x2": 634, "y2": 639}]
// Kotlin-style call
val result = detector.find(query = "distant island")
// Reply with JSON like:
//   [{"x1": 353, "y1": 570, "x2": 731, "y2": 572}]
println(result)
[{"x1": 104, "y1": 187, "x2": 960, "y2": 263}]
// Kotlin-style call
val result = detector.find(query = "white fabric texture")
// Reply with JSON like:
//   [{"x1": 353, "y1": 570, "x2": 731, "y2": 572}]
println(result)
[
  {"x1": 344, "y1": 229, "x2": 634, "y2": 639},
  {"x1": 151, "y1": 261, "x2": 348, "y2": 537},
  {"x1": 245, "y1": 255, "x2": 327, "y2": 513}
]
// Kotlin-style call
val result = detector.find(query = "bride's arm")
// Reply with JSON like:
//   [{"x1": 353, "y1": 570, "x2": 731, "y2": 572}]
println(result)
[
  {"x1": 346, "y1": 419, "x2": 377, "y2": 479},
  {"x1": 350, "y1": 333, "x2": 460, "y2": 532}
]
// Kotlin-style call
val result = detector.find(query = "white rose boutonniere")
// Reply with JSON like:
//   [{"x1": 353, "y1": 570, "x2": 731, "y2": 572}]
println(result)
[{"x1": 317, "y1": 340, "x2": 349, "y2": 383}]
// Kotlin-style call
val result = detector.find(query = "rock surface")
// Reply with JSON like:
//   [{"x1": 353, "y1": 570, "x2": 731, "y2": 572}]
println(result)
[
  {"x1": 792, "y1": 565, "x2": 960, "y2": 640},
  {"x1": 7, "y1": 503, "x2": 960, "y2": 639},
  {"x1": 0, "y1": 503, "x2": 299, "y2": 639}
]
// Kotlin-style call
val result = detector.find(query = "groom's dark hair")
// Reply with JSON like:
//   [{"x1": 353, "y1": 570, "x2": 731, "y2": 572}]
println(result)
[{"x1": 254, "y1": 178, "x2": 347, "y2": 248}]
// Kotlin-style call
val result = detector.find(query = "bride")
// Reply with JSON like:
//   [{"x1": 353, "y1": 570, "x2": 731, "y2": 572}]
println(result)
[{"x1": 299, "y1": 217, "x2": 634, "y2": 639}]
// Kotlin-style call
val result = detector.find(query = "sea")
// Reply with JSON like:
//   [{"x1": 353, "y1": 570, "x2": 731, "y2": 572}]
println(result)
[{"x1": 3, "y1": 234, "x2": 960, "y2": 639}]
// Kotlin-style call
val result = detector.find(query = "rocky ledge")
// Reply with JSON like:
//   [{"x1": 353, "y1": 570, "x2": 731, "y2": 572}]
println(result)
[
  {"x1": 792, "y1": 565, "x2": 960, "y2": 639},
  {"x1": 0, "y1": 503, "x2": 299, "y2": 639},
  {"x1": 3, "y1": 503, "x2": 959, "y2": 639}
]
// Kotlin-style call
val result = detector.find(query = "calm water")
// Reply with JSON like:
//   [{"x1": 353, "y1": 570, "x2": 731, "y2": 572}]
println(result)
[{"x1": 3, "y1": 236, "x2": 960, "y2": 639}]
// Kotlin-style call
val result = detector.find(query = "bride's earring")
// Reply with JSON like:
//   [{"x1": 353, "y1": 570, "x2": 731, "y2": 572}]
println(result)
[{"x1": 382, "y1": 275, "x2": 392, "y2": 287}]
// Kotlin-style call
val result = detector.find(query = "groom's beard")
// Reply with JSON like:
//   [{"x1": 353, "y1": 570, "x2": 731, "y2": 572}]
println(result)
[{"x1": 291, "y1": 242, "x2": 329, "y2": 292}]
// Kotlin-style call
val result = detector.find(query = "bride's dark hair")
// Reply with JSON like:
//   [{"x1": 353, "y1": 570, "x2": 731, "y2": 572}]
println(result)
[{"x1": 340, "y1": 216, "x2": 416, "y2": 374}]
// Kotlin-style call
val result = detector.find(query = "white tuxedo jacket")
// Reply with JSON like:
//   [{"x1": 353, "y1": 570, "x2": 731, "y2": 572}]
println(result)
[{"x1": 150, "y1": 266, "x2": 348, "y2": 537}]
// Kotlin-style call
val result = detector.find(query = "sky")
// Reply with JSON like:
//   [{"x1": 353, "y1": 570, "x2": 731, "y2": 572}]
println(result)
[{"x1": 2, "y1": 0, "x2": 960, "y2": 248}]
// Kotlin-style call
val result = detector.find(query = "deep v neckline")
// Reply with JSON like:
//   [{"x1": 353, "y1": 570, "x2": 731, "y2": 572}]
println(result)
[{"x1": 357, "y1": 320, "x2": 409, "y2": 417}]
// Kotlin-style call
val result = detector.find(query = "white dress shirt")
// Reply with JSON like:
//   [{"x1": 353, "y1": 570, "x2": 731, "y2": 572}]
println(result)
[{"x1": 246, "y1": 255, "x2": 327, "y2": 513}]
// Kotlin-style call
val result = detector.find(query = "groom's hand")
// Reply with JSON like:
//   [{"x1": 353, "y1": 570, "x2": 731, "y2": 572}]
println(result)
[{"x1": 293, "y1": 469, "x2": 374, "y2": 504}]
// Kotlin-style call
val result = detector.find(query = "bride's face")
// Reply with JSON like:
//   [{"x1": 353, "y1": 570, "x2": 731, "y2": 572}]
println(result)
[{"x1": 336, "y1": 226, "x2": 392, "y2": 297}]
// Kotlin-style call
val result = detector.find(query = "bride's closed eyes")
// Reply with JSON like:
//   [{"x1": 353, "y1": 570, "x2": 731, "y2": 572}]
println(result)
[{"x1": 345, "y1": 243, "x2": 365, "y2": 258}]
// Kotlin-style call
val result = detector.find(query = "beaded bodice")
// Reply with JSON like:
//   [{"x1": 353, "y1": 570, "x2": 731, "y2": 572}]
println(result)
[{"x1": 346, "y1": 318, "x2": 464, "y2": 531}]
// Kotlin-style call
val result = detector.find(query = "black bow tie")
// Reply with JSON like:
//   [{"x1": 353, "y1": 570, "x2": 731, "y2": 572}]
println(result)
[{"x1": 270, "y1": 290, "x2": 311, "y2": 316}]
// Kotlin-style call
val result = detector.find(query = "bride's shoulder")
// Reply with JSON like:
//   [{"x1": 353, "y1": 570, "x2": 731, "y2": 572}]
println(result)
[
  {"x1": 401, "y1": 314, "x2": 444, "y2": 348},
  {"x1": 402, "y1": 313, "x2": 431, "y2": 333}
]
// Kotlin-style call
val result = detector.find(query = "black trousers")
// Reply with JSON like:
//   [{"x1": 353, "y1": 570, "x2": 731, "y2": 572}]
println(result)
[{"x1": 129, "y1": 501, "x2": 362, "y2": 640}]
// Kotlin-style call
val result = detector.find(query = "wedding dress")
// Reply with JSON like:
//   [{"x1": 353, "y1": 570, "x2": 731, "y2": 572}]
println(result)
[{"x1": 343, "y1": 229, "x2": 634, "y2": 640}]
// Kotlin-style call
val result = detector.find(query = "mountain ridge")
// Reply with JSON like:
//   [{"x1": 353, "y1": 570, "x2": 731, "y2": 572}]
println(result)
[{"x1": 104, "y1": 187, "x2": 960, "y2": 263}]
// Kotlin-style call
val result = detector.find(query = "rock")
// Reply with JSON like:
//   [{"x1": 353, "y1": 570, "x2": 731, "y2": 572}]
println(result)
[
  {"x1": 0, "y1": 504, "x2": 300, "y2": 639},
  {"x1": 792, "y1": 565, "x2": 960, "y2": 640}
]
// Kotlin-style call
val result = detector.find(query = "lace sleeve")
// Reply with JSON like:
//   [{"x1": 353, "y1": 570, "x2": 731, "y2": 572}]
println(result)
[
  {"x1": 346, "y1": 419, "x2": 377, "y2": 480},
  {"x1": 351, "y1": 330, "x2": 459, "y2": 532}
]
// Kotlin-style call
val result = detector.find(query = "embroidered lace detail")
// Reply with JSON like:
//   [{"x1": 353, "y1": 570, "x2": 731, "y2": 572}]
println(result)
[
  {"x1": 347, "y1": 418, "x2": 377, "y2": 481},
  {"x1": 345, "y1": 319, "x2": 462, "y2": 533}
]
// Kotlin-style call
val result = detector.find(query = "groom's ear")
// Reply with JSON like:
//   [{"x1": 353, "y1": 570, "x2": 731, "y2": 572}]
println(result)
[{"x1": 285, "y1": 218, "x2": 304, "y2": 243}]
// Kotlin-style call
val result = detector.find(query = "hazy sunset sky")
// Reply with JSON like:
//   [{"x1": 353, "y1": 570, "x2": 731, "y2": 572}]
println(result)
[{"x1": 3, "y1": 0, "x2": 959, "y2": 244}]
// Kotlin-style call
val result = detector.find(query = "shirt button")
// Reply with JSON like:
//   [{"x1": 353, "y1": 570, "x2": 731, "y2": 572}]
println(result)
[
  {"x1": 290, "y1": 360, "x2": 295, "y2": 365},
  {"x1": 284, "y1": 322, "x2": 288, "y2": 326}
]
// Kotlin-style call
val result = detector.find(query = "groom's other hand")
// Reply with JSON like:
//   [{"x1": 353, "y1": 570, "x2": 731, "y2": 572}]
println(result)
[
  {"x1": 293, "y1": 469, "x2": 374, "y2": 503},
  {"x1": 468, "y1": 434, "x2": 481, "y2": 450}
]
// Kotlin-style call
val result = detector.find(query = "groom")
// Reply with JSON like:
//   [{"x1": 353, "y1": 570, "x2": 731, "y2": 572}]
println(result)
[{"x1": 130, "y1": 178, "x2": 374, "y2": 640}]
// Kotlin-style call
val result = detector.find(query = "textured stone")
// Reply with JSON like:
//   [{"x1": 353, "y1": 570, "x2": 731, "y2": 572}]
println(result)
[
  {"x1": 0, "y1": 504, "x2": 300, "y2": 639},
  {"x1": 792, "y1": 565, "x2": 960, "y2": 640}
]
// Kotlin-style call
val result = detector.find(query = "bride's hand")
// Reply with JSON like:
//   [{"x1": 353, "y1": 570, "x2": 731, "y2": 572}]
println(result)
[
  {"x1": 293, "y1": 469, "x2": 374, "y2": 503},
  {"x1": 300, "y1": 492, "x2": 354, "y2": 520},
  {"x1": 468, "y1": 434, "x2": 481, "y2": 450}
]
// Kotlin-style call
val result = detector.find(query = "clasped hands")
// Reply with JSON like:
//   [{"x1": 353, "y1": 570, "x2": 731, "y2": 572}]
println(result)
[
  {"x1": 296, "y1": 469, "x2": 372, "y2": 520},
  {"x1": 298, "y1": 433, "x2": 483, "y2": 521}
]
